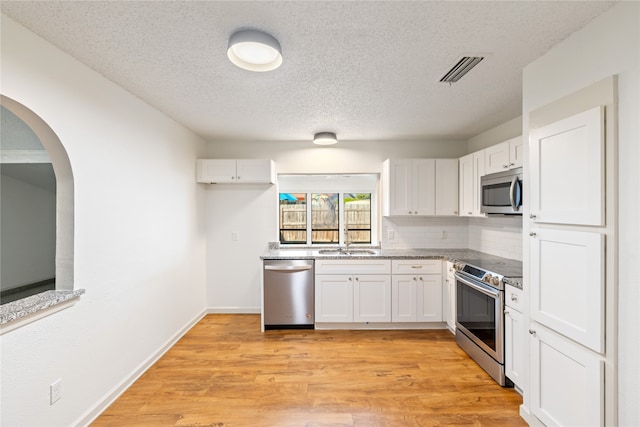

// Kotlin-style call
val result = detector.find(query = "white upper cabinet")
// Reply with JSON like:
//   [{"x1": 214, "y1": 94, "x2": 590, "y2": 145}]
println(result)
[
  {"x1": 196, "y1": 159, "x2": 275, "y2": 184},
  {"x1": 435, "y1": 158, "x2": 459, "y2": 216},
  {"x1": 484, "y1": 136, "x2": 523, "y2": 174},
  {"x1": 458, "y1": 150, "x2": 486, "y2": 217},
  {"x1": 530, "y1": 107, "x2": 604, "y2": 226},
  {"x1": 382, "y1": 159, "x2": 458, "y2": 216}
]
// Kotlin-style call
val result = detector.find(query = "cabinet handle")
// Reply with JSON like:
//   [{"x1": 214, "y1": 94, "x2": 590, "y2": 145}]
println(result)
[
  {"x1": 411, "y1": 265, "x2": 423, "y2": 269},
  {"x1": 503, "y1": 164, "x2": 509, "y2": 169},
  {"x1": 504, "y1": 309, "x2": 510, "y2": 316},
  {"x1": 511, "y1": 294, "x2": 518, "y2": 302},
  {"x1": 355, "y1": 277, "x2": 359, "y2": 281},
  {"x1": 468, "y1": 211, "x2": 473, "y2": 215},
  {"x1": 529, "y1": 329, "x2": 537, "y2": 336},
  {"x1": 348, "y1": 277, "x2": 352, "y2": 282},
  {"x1": 530, "y1": 214, "x2": 537, "y2": 219},
  {"x1": 509, "y1": 162, "x2": 515, "y2": 167},
  {"x1": 529, "y1": 232, "x2": 537, "y2": 237}
]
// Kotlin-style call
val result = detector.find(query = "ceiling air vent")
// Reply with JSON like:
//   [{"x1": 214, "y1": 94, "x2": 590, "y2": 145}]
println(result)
[{"x1": 439, "y1": 56, "x2": 485, "y2": 83}]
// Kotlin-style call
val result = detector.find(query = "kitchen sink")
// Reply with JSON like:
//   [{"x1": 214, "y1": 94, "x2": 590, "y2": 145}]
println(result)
[{"x1": 317, "y1": 249, "x2": 377, "y2": 256}]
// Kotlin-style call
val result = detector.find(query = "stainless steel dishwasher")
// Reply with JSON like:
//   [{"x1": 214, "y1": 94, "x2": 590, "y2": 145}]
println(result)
[{"x1": 263, "y1": 259, "x2": 314, "y2": 329}]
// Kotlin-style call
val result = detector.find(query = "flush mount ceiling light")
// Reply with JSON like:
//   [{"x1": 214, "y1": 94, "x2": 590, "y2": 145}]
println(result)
[
  {"x1": 227, "y1": 29, "x2": 282, "y2": 72},
  {"x1": 313, "y1": 132, "x2": 338, "y2": 145}
]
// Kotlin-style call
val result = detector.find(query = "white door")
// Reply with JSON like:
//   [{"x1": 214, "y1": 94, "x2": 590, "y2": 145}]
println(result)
[
  {"x1": 504, "y1": 307, "x2": 525, "y2": 389},
  {"x1": 196, "y1": 159, "x2": 236, "y2": 183},
  {"x1": 484, "y1": 141, "x2": 510, "y2": 174},
  {"x1": 354, "y1": 275, "x2": 391, "y2": 322},
  {"x1": 315, "y1": 275, "x2": 353, "y2": 322},
  {"x1": 530, "y1": 325, "x2": 604, "y2": 427},
  {"x1": 416, "y1": 275, "x2": 443, "y2": 322},
  {"x1": 392, "y1": 276, "x2": 417, "y2": 322},
  {"x1": 388, "y1": 159, "x2": 413, "y2": 215},
  {"x1": 413, "y1": 159, "x2": 435, "y2": 215},
  {"x1": 472, "y1": 150, "x2": 486, "y2": 216},
  {"x1": 458, "y1": 154, "x2": 474, "y2": 217},
  {"x1": 529, "y1": 106, "x2": 604, "y2": 226},
  {"x1": 435, "y1": 159, "x2": 458, "y2": 216},
  {"x1": 509, "y1": 136, "x2": 523, "y2": 168},
  {"x1": 236, "y1": 159, "x2": 273, "y2": 183},
  {"x1": 529, "y1": 228, "x2": 604, "y2": 353}
]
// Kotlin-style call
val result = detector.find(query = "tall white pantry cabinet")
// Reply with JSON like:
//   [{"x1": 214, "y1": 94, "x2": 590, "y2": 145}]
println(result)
[{"x1": 526, "y1": 76, "x2": 617, "y2": 427}]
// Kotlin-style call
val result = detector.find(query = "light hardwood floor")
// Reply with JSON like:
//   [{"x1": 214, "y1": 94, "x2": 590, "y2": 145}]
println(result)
[{"x1": 93, "y1": 314, "x2": 526, "y2": 427}]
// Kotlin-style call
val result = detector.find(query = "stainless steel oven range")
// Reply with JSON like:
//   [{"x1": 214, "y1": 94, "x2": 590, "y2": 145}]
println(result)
[{"x1": 454, "y1": 260, "x2": 510, "y2": 386}]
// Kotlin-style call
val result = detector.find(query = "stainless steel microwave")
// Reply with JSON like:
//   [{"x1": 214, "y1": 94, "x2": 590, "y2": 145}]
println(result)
[{"x1": 480, "y1": 167, "x2": 523, "y2": 215}]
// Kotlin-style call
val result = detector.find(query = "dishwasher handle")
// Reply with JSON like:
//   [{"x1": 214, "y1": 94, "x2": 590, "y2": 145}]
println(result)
[{"x1": 264, "y1": 265, "x2": 313, "y2": 272}]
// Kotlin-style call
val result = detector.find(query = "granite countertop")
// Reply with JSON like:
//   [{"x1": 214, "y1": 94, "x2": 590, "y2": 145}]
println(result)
[
  {"x1": 261, "y1": 247, "x2": 523, "y2": 283},
  {"x1": 0, "y1": 289, "x2": 85, "y2": 327}
]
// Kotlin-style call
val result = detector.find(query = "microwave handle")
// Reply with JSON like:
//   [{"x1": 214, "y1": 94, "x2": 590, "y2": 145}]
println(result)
[{"x1": 509, "y1": 177, "x2": 518, "y2": 211}]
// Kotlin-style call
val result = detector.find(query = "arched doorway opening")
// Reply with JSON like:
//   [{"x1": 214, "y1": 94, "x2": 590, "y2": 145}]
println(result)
[{"x1": 1, "y1": 95, "x2": 74, "y2": 303}]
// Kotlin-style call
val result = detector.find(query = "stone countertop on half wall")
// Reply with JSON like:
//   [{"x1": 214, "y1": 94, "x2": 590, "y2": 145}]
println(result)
[
  {"x1": 0, "y1": 289, "x2": 85, "y2": 331},
  {"x1": 261, "y1": 247, "x2": 523, "y2": 286}
]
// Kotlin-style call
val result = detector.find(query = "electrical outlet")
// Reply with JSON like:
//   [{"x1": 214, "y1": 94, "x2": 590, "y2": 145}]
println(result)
[
  {"x1": 50, "y1": 378, "x2": 62, "y2": 405},
  {"x1": 387, "y1": 230, "x2": 395, "y2": 241}
]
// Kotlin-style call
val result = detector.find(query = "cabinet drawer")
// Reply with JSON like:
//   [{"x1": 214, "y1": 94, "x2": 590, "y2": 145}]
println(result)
[
  {"x1": 315, "y1": 259, "x2": 391, "y2": 275},
  {"x1": 505, "y1": 285, "x2": 523, "y2": 312},
  {"x1": 392, "y1": 259, "x2": 441, "y2": 275}
]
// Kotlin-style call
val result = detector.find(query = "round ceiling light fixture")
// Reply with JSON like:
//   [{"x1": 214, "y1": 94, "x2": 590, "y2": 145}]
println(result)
[
  {"x1": 227, "y1": 29, "x2": 282, "y2": 72},
  {"x1": 313, "y1": 132, "x2": 338, "y2": 145}
]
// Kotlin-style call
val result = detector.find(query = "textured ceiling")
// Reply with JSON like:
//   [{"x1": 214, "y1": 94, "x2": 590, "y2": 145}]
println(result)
[{"x1": 0, "y1": 1, "x2": 615, "y2": 142}]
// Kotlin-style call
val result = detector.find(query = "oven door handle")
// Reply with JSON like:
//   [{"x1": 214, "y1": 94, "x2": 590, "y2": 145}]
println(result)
[{"x1": 455, "y1": 273, "x2": 500, "y2": 298}]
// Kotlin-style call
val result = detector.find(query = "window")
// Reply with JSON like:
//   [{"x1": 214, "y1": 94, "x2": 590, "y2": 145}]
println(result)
[{"x1": 278, "y1": 175, "x2": 377, "y2": 246}]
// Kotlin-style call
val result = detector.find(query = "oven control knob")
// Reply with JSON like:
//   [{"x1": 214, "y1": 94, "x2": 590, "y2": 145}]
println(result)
[
  {"x1": 490, "y1": 276, "x2": 500, "y2": 286},
  {"x1": 483, "y1": 275, "x2": 491, "y2": 283},
  {"x1": 453, "y1": 262, "x2": 463, "y2": 271}
]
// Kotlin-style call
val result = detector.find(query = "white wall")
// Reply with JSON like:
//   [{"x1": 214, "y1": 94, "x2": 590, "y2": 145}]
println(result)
[
  {"x1": 522, "y1": 3, "x2": 639, "y2": 425},
  {"x1": 467, "y1": 115, "x2": 522, "y2": 153},
  {"x1": 1, "y1": 173, "x2": 56, "y2": 290},
  {"x1": 0, "y1": 15, "x2": 207, "y2": 426}
]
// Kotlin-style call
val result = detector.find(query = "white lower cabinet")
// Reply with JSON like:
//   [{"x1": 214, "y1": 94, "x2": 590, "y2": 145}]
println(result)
[
  {"x1": 530, "y1": 323, "x2": 604, "y2": 427},
  {"x1": 354, "y1": 275, "x2": 392, "y2": 322},
  {"x1": 315, "y1": 260, "x2": 391, "y2": 323},
  {"x1": 504, "y1": 285, "x2": 525, "y2": 390},
  {"x1": 315, "y1": 274, "x2": 354, "y2": 322},
  {"x1": 444, "y1": 261, "x2": 456, "y2": 332},
  {"x1": 391, "y1": 260, "x2": 443, "y2": 323}
]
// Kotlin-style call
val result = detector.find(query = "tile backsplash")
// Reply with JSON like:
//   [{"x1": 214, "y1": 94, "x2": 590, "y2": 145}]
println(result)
[
  {"x1": 382, "y1": 215, "x2": 523, "y2": 261},
  {"x1": 382, "y1": 217, "x2": 469, "y2": 249}
]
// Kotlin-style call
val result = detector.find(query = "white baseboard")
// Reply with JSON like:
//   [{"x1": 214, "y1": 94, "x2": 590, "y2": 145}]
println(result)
[
  {"x1": 73, "y1": 308, "x2": 207, "y2": 426},
  {"x1": 207, "y1": 307, "x2": 260, "y2": 314}
]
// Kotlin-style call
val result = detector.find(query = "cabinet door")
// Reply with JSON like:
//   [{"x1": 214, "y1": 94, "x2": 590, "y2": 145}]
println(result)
[
  {"x1": 413, "y1": 159, "x2": 435, "y2": 215},
  {"x1": 386, "y1": 159, "x2": 414, "y2": 215},
  {"x1": 472, "y1": 150, "x2": 486, "y2": 216},
  {"x1": 416, "y1": 275, "x2": 443, "y2": 322},
  {"x1": 484, "y1": 141, "x2": 510, "y2": 174},
  {"x1": 530, "y1": 325, "x2": 603, "y2": 427},
  {"x1": 236, "y1": 159, "x2": 274, "y2": 183},
  {"x1": 315, "y1": 275, "x2": 353, "y2": 322},
  {"x1": 354, "y1": 275, "x2": 391, "y2": 322},
  {"x1": 530, "y1": 106, "x2": 604, "y2": 226},
  {"x1": 504, "y1": 307, "x2": 525, "y2": 390},
  {"x1": 458, "y1": 154, "x2": 474, "y2": 217},
  {"x1": 509, "y1": 136, "x2": 523, "y2": 168},
  {"x1": 435, "y1": 159, "x2": 458, "y2": 216},
  {"x1": 530, "y1": 228, "x2": 604, "y2": 352},
  {"x1": 391, "y1": 275, "x2": 417, "y2": 322},
  {"x1": 196, "y1": 159, "x2": 237, "y2": 183}
]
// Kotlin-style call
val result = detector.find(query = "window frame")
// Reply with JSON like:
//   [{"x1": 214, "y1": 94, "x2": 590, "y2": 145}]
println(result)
[{"x1": 277, "y1": 174, "x2": 378, "y2": 247}]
